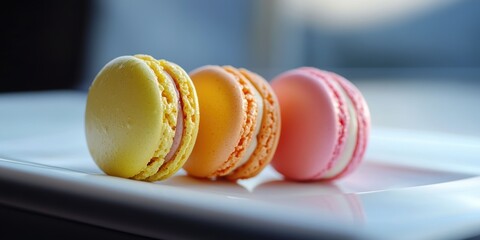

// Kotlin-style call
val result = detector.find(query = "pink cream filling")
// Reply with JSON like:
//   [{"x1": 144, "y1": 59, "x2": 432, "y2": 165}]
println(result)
[{"x1": 164, "y1": 73, "x2": 184, "y2": 162}]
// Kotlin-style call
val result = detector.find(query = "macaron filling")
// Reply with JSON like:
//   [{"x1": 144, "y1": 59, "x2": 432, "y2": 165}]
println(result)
[
  {"x1": 163, "y1": 73, "x2": 184, "y2": 163},
  {"x1": 235, "y1": 82, "x2": 264, "y2": 168},
  {"x1": 322, "y1": 80, "x2": 358, "y2": 178}
]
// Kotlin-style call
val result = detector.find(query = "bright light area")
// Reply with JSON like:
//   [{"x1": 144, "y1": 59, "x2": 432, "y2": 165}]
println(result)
[{"x1": 281, "y1": 0, "x2": 461, "y2": 29}]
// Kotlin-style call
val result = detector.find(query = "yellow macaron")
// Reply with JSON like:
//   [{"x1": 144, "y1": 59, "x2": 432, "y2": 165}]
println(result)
[
  {"x1": 85, "y1": 54, "x2": 199, "y2": 181},
  {"x1": 183, "y1": 65, "x2": 281, "y2": 180}
]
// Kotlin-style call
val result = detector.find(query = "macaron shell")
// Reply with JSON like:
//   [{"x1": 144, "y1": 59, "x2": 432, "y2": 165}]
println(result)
[
  {"x1": 183, "y1": 66, "x2": 248, "y2": 178},
  {"x1": 270, "y1": 69, "x2": 348, "y2": 181},
  {"x1": 128, "y1": 55, "x2": 178, "y2": 180},
  {"x1": 226, "y1": 68, "x2": 281, "y2": 180},
  {"x1": 85, "y1": 56, "x2": 175, "y2": 178},
  {"x1": 300, "y1": 68, "x2": 350, "y2": 180},
  {"x1": 324, "y1": 71, "x2": 370, "y2": 180},
  {"x1": 145, "y1": 60, "x2": 200, "y2": 181}
]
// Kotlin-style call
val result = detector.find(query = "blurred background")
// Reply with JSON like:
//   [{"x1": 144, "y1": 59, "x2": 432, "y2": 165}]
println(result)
[{"x1": 2, "y1": 0, "x2": 480, "y2": 136}]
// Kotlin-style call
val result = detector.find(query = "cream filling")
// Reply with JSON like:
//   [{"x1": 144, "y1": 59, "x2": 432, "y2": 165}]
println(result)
[
  {"x1": 323, "y1": 81, "x2": 358, "y2": 178},
  {"x1": 234, "y1": 84, "x2": 264, "y2": 169},
  {"x1": 163, "y1": 71, "x2": 184, "y2": 162}
]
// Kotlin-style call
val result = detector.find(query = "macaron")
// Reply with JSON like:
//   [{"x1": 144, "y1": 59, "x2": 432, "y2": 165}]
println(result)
[
  {"x1": 85, "y1": 54, "x2": 199, "y2": 181},
  {"x1": 270, "y1": 67, "x2": 370, "y2": 181},
  {"x1": 183, "y1": 65, "x2": 281, "y2": 180}
]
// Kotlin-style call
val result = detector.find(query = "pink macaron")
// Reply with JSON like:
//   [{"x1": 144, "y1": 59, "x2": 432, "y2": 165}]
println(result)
[{"x1": 270, "y1": 67, "x2": 370, "y2": 181}]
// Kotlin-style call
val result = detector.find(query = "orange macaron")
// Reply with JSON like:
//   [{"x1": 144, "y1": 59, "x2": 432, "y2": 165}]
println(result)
[{"x1": 183, "y1": 65, "x2": 281, "y2": 180}]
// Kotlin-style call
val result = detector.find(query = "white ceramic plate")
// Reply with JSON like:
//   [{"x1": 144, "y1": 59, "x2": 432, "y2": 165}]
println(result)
[{"x1": 1, "y1": 92, "x2": 480, "y2": 239}]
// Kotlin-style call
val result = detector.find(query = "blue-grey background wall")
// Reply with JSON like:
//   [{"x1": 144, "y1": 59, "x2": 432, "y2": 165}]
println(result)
[{"x1": 2, "y1": 0, "x2": 479, "y2": 92}]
